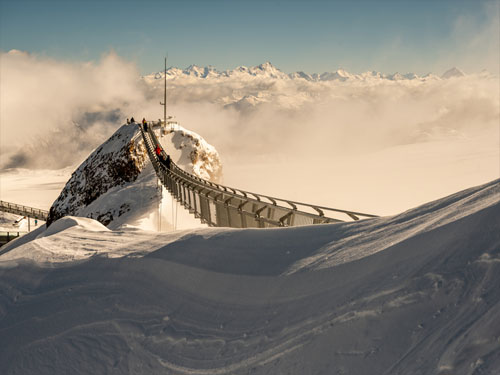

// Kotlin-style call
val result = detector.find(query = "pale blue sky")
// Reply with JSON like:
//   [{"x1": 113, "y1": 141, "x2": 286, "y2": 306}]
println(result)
[{"x1": 1, "y1": 0, "x2": 498, "y2": 75}]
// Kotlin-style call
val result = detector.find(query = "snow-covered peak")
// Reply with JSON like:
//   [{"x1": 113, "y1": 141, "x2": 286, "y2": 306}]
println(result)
[
  {"x1": 225, "y1": 62, "x2": 288, "y2": 79},
  {"x1": 319, "y1": 69, "x2": 353, "y2": 82},
  {"x1": 388, "y1": 72, "x2": 404, "y2": 81},
  {"x1": 359, "y1": 70, "x2": 384, "y2": 80},
  {"x1": 441, "y1": 67, "x2": 465, "y2": 79},
  {"x1": 183, "y1": 64, "x2": 219, "y2": 78},
  {"x1": 46, "y1": 123, "x2": 150, "y2": 228},
  {"x1": 159, "y1": 125, "x2": 223, "y2": 182},
  {"x1": 47, "y1": 122, "x2": 222, "y2": 230},
  {"x1": 335, "y1": 68, "x2": 351, "y2": 78},
  {"x1": 248, "y1": 61, "x2": 288, "y2": 79},
  {"x1": 288, "y1": 71, "x2": 314, "y2": 81}
]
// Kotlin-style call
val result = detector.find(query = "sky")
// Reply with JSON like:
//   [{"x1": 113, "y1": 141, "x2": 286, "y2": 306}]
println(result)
[{"x1": 0, "y1": 0, "x2": 498, "y2": 75}]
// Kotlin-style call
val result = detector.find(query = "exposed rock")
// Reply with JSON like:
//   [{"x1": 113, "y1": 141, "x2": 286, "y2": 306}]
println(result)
[{"x1": 46, "y1": 124, "x2": 147, "y2": 227}]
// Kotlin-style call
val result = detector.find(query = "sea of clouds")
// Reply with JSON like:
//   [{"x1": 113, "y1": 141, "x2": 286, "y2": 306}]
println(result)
[
  {"x1": 0, "y1": 51, "x2": 151, "y2": 169},
  {"x1": 162, "y1": 70, "x2": 499, "y2": 160},
  {"x1": 1, "y1": 50, "x2": 499, "y2": 214},
  {"x1": 1, "y1": 49, "x2": 498, "y2": 171}
]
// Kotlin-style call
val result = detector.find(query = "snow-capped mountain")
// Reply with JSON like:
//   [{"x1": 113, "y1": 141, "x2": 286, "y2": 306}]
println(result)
[
  {"x1": 145, "y1": 62, "x2": 471, "y2": 83},
  {"x1": 47, "y1": 123, "x2": 222, "y2": 229},
  {"x1": 46, "y1": 124, "x2": 149, "y2": 227},
  {"x1": 165, "y1": 127, "x2": 223, "y2": 182},
  {"x1": 183, "y1": 64, "x2": 220, "y2": 78},
  {"x1": 441, "y1": 67, "x2": 465, "y2": 79},
  {"x1": 288, "y1": 71, "x2": 313, "y2": 80},
  {"x1": 319, "y1": 68, "x2": 353, "y2": 81}
]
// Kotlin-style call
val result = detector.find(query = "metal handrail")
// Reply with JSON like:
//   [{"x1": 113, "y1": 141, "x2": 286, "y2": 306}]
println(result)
[
  {"x1": 147, "y1": 125, "x2": 377, "y2": 219},
  {"x1": 140, "y1": 123, "x2": 378, "y2": 227},
  {"x1": 0, "y1": 200, "x2": 48, "y2": 220}
]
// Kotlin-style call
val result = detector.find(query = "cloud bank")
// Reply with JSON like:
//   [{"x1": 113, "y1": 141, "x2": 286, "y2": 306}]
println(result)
[
  {"x1": 1, "y1": 51, "x2": 498, "y2": 179},
  {"x1": 0, "y1": 50, "x2": 154, "y2": 169},
  {"x1": 156, "y1": 69, "x2": 499, "y2": 163}
]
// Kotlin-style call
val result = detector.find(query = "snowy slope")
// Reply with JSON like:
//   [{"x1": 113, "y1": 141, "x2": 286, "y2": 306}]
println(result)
[
  {"x1": 0, "y1": 212, "x2": 28, "y2": 232},
  {"x1": 161, "y1": 125, "x2": 223, "y2": 182},
  {"x1": 0, "y1": 179, "x2": 499, "y2": 374}
]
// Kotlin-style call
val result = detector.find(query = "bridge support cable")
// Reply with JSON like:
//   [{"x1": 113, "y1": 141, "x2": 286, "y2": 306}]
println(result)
[{"x1": 140, "y1": 124, "x2": 378, "y2": 228}]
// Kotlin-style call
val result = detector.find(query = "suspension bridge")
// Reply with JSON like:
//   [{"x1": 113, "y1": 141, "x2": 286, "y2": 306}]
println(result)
[
  {"x1": 0, "y1": 124, "x2": 378, "y2": 246},
  {"x1": 142, "y1": 124, "x2": 378, "y2": 228}
]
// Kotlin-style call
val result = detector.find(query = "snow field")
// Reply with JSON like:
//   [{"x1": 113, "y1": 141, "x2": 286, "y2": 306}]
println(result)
[{"x1": 0, "y1": 179, "x2": 499, "y2": 374}]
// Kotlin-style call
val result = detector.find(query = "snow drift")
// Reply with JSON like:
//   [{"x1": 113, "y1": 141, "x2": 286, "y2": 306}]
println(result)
[{"x1": 1, "y1": 179, "x2": 499, "y2": 374}]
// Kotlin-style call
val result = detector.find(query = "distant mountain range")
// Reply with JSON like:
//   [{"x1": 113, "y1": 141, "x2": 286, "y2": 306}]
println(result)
[{"x1": 146, "y1": 62, "x2": 471, "y2": 82}]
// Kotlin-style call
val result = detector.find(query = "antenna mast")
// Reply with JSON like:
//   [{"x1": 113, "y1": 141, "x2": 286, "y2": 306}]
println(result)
[
  {"x1": 164, "y1": 56, "x2": 167, "y2": 126},
  {"x1": 160, "y1": 56, "x2": 167, "y2": 129}
]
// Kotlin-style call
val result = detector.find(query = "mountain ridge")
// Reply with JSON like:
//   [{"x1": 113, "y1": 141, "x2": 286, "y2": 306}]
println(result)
[{"x1": 146, "y1": 62, "x2": 482, "y2": 82}]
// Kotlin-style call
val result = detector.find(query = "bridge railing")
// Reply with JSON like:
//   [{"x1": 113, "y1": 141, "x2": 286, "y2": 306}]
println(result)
[
  {"x1": 140, "y1": 124, "x2": 378, "y2": 228},
  {"x1": 0, "y1": 200, "x2": 48, "y2": 221}
]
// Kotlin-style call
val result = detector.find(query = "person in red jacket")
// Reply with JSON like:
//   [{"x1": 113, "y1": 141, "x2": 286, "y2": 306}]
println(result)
[{"x1": 155, "y1": 144, "x2": 162, "y2": 157}]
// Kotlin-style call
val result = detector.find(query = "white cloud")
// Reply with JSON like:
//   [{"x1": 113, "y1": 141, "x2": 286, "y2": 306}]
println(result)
[
  {"x1": 157, "y1": 72, "x2": 499, "y2": 162},
  {"x1": 0, "y1": 51, "x2": 154, "y2": 169}
]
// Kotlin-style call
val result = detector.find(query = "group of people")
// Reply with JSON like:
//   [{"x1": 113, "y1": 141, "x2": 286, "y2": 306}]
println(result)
[{"x1": 126, "y1": 117, "x2": 148, "y2": 130}]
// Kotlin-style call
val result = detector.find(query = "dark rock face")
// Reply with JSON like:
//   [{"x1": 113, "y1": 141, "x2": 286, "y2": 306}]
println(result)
[{"x1": 47, "y1": 125, "x2": 147, "y2": 227}]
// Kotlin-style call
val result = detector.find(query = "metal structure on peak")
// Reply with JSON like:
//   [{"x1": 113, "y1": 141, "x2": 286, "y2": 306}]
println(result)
[{"x1": 159, "y1": 56, "x2": 180, "y2": 133}]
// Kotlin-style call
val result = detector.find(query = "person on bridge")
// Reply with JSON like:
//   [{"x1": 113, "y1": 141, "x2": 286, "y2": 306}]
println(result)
[
  {"x1": 159, "y1": 153, "x2": 171, "y2": 170},
  {"x1": 164, "y1": 154, "x2": 171, "y2": 170},
  {"x1": 142, "y1": 118, "x2": 148, "y2": 131},
  {"x1": 155, "y1": 144, "x2": 162, "y2": 157}
]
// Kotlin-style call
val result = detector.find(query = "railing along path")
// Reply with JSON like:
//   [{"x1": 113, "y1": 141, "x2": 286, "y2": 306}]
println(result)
[
  {"x1": 0, "y1": 200, "x2": 48, "y2": 221},
  {"x1": 141, "y1": 124, "x2": 378, "y2": 228}
]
